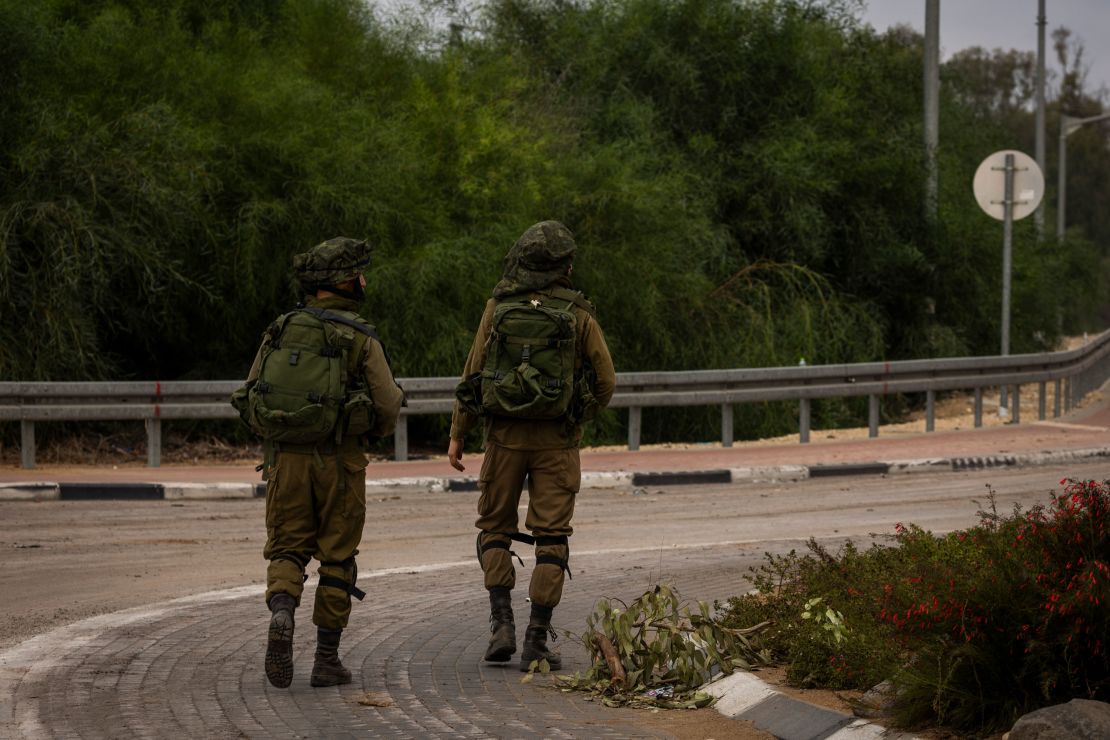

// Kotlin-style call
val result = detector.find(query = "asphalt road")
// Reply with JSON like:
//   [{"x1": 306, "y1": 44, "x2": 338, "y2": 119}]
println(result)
[
  {"x1": 1, "y1": 463, "x2": 1089, "y2": 651},
  {"x1": 1, "y1": 462, "x2": 1100, "y2": 738}
]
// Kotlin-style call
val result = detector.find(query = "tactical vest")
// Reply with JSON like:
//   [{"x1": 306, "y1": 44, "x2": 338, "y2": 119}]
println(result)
[{"x1": 232, "y1": 307, "x2": 378, "y2": 444}]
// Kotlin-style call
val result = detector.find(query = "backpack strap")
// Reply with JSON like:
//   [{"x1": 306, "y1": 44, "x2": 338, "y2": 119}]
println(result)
[
  {"x1": 543, "y1": 287, "x2": 596, "y2": 317},
  {"x1": 499, "y1": 287, "x2": 597, "y2": 317},
  {"x1": 296, "y1": 306, "x2": 394, "y2": 368},
  {"x1": 297, "y1": 306, "x2": 380, "y2": 341}
]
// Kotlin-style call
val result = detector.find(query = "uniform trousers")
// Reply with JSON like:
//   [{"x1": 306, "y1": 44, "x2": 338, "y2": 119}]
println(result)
[
  {"x1": 475, "y1": 443, "x2": 580, "y2": 607},
  {"x1": 263, "y1": 441, "x2": 366, "y2": 630}
]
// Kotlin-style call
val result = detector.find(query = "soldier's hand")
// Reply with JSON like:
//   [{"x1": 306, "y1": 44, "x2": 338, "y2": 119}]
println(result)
[{"x1": 447, "y1": 438, "x2": 466, "y2": 472}]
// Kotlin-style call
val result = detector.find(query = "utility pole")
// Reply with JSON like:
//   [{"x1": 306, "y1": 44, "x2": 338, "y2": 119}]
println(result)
[
  {"x1": 924, "y1": 0, "x2": 940, "y2": 223},
  {"x1": 1034, "y1": 0, "x2": 1047, "y2": 236},
  {"x1": 1058, "y1": 111, "x2": 1110, "y2": 241}
]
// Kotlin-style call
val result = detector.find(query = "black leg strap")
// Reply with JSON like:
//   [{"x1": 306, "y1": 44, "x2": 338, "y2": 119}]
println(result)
[
  {"x1": 535, "y1": 555, "x2": 573, "y2": 579},
  {"x1": 480, "y1": 539, "x2": 525, "y2": 567},
  {"x1": 318, "y1": 557, "x2": 365, "y2": 600},
  {"x1": 534, "y1": 534, "x2": 571, "y2": 578},
  {"x1": 319, "y1": 574, "x2": 366, "y2": 601}
]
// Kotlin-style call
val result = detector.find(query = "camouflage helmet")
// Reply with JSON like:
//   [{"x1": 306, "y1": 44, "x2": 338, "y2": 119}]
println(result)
[
  {"x1": 492, "y1": 221, "x2": 576, "y2": 298},
  {"x1": 293, "y1": 237, "x2": 371, "y2": 293}
]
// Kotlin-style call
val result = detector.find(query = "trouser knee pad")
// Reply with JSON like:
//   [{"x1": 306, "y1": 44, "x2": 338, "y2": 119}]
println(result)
[
  {"x1": 314, "y1": 557, "x2": 365, "y2": 630},
  {"x1": 529, "y1": 536, "x2": 570, "y2": 608},
  {"x1": 477, "y1": 532, "x2": 518, "y2": 590}
]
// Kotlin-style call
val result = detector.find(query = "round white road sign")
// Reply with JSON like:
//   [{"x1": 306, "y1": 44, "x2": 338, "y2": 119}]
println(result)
[{"x1": 973, "y1": 149, "x2": 1044, "y2": 221}]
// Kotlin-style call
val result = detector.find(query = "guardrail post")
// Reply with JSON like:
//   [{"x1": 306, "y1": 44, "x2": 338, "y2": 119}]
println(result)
[
  {"x1": 20, "y1": 420, "x2": 35, "y2": 469},
  {"x1": 721, "y1": 404, "x2": 733, "y2": 448},
  {"x1": 799, "y1": 398, "x2": 811, "y2": 444},
  {"x1": 925, "y1": 390, "x2": 935, "y2": 432},
  {"x1": 394, "y1": 416, "x2": 409, "y2": 462},
  {"x1": 146, "y1": 418, "x2": 162, "y2": 467},
  {"x1": 628, "y1": 407, "x2": 642, "y2": 451},
  {"x1": 1054, "y1": 379, "x2": 1062, "y2": 417},
  {"x1": 1065, "y1": 378, "x2": 1072, "y2": 413},
  {"x1": 868, "y1": 395, "x2": 879, "y2": 438},
  {"x1": 1011, "y1": 384, "x2": 1021, "y2": 424},
  {"x1": 974, "y1": 387, "x2": 983, "y2": 428},
  {"x1": 1038, "y1": 381, "x2": 1046, "y2": 420}
]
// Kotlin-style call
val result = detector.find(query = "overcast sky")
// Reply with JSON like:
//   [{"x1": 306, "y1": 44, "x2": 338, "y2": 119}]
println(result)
[{"x1": 859, "y1": 0, "x2": 1110, "y2": 96}]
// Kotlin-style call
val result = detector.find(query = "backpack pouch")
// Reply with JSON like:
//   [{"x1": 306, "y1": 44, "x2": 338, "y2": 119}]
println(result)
[{"x1": 342, "y1": 389, "x2": 375, "y2": 436}]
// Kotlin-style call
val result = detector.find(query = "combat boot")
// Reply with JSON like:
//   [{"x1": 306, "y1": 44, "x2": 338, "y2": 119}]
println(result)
[
  {"x1": 483, "y1": 588, "x2": 516, "y2": 662},
  {"x1": 519, "y1": 604, "x2": 562, "y2": 672},
  {"x1": 310, "y1": 627, "x2": 352, "y2": 687},
  {"x1": 265, "y1": 593, "x2": 296, "y2": 688}
]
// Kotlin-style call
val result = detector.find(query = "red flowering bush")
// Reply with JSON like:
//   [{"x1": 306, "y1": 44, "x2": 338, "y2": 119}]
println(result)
[
  {"x1": 889, "y1": 479, "x2": 1109, "y2": 733},
  {"x1": 720, "y1": 479, "x2": 1110, "y2": 736}
]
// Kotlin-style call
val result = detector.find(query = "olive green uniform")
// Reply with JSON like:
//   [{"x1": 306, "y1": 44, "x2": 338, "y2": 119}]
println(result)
[
  {"x1": 451, "y1": 285, "x2": 616, "y2": 609},
  {"x1": 246, "y1": 295, "x2": 404, "y2": 630}
]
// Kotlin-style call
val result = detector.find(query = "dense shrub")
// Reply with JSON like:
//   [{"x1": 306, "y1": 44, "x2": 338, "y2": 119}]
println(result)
[{"x1": 720, "y1": 479, "x2": 1110, "y2": 736}]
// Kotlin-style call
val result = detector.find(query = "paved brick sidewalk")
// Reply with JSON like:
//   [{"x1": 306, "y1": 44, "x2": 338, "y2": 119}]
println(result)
[
  {"x1": 2, "y1": 404, "x2": 1107, "y2": 736},
  {"x1": 1, "y1": 543, "x2": 772, "y2": 738}
]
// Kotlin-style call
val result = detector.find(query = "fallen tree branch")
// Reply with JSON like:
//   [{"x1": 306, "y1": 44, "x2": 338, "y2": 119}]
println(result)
[{"x1": 594, "y1": 633, "x2": 626, "y2": 686}]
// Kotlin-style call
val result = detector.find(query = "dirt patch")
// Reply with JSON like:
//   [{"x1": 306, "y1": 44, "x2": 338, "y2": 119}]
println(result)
[
  {"x1": 0, "y1": 429, "x2": 261, "y2": 467},
  {"x1": 0, "y1": 429, "x2": 408, "y2": 467},
  {"x1": 752, "y1": 664, "x2": 863, "y2": 715},
  {"x1": 590, "y1": 384, "x2": 1101, "y2": 453},
  {"x1": 636, "y1": 708, "x2": 773, "y2": 739}
]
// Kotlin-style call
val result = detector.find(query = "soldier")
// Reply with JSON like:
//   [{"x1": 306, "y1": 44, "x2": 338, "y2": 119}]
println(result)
[
  {"x1": 232, "y1": 237, "x2": 404, "y2": 689},
  {"x1": 448, "y1": 221, "x2": 616, "y2": 671}
]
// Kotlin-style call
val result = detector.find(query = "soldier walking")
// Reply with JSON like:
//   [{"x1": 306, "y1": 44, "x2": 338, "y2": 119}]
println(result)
[
  {"x1": 233, "y1": 238, "x2": 404, "y2": 688},
  {"x1": 448, "y1": 221, "x2": 616, "y2": 671}
]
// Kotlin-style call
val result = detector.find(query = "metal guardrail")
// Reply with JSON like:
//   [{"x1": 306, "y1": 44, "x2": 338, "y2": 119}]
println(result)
[{"x1": 4, "y1": 329, "x2": 1110, "y2": 468}]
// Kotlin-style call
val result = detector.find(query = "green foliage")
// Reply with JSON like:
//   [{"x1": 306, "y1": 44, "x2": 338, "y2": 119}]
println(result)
[
  {"x1": 556, "y1": 583, "x2": 771, "y2": 709},
  {"x1": 0, "y1": 0, "x2": 1103, "y2": 447},
  {"x1": 719, "y1": 540, "x2": 903, "y2": 691},
  {"x1": 720, "y1": 480, "x2": 1110, "y2": 735}
]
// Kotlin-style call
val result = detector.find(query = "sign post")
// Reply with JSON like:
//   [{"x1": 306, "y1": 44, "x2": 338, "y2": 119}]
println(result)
[{"x1": 973, "y1": 150, "x2": 1044, "y2": 416}]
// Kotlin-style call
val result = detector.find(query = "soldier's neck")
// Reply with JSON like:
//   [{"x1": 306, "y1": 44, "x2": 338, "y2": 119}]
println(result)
[{"x1": 307, "y1": 294, "x2": 361, "y2": 312}]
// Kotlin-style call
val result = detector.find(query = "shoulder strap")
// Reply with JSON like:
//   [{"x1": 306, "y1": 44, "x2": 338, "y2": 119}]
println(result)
[
  {"x1": 498, "y1": 287, "x2": 596, "y2": 317},
  {"x1": 296, "y1": 306, "x2": 380, "y2": 341},
  {"x1": 297, "y1": 306, "x2": 395, "y2": 370},
  {"x1": 266, "y1": 311, "x2": 296, "y2": 341},
  {"x1": 545, "y1": 286, "x2": 596, "y2": 317}
]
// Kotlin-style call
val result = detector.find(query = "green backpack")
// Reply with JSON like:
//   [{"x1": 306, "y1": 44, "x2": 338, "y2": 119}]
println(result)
[
  {"x1": 231, "y1": 307, "x2": 378, "y2": 444},
  {"x1": 472, "y1": 287, "x2": 594, "y2": 420}
]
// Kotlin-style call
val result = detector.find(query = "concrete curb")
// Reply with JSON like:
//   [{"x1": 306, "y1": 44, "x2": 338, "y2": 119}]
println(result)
[
  {"x1": 3, "y1": 446, "x2": 1108, "y2": 500},
  {"x1": 705, "y1": 671, "x2": 918, "y2": 739}
]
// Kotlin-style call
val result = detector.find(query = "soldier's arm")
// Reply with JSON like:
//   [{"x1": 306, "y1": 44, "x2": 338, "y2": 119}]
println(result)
[
  {"x1": 449, "y1": 299, "x2": 497, "y2": 441},
  {"x1": 582, "y1": 315, "x2": 616, "y2": 408},
  {"x1": 363, "y1": 338, "x2": 405, "y2": 438}
]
